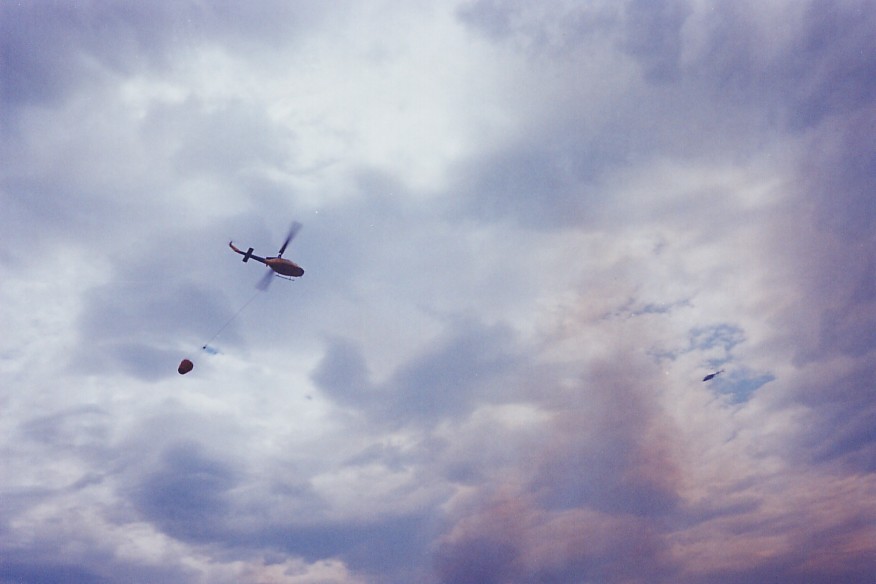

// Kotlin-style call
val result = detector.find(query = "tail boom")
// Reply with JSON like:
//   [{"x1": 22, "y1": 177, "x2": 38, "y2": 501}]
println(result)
[{"x1": 229, "y1": 241, "x2": 266, "y2": 264}]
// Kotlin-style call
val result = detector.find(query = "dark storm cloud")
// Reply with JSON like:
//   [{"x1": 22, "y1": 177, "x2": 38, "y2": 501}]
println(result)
[
  {"x1": 681, "y1": 1, "x2": 876, "y2": 130},
  {"x1": 73, "y1": 272, "x2": 236, "y2": 380},
  {"x1": 451, "y1": 2, "x2": 785, "y2": 231},
  {"x1": 622, "y1": 0, "x2": 691, "y2": 82},
  {"x1": 20, "y1": 404, "x2": 110, "y2": 453},
  {"x1": 435, "y1": 495, "x2": 673, "y2": 584},
  {"x1": 97, "y1": 402, "x2": 436, "y2": 581},
  {"x1": 132, "y1": 441, "x2": 239, "y2": 542},
  {"x1": 455, "y1": 0, "x2": 876, "y2": 230},
  {"x1": 0, "y1": 561, "x2": 111, "y2": 584},
  {"x1": 1, "y1": 1, "x2": 188, "y2": 110},
  {"x1": 134, "y1": 458, "x2": 435, "y2": 580},
  {"x1": 0, "y1": 542, "x2": 204, "y2": 584},
  {"x1": 312, "y1": 337, "x2": 370, "y2": 405},
  {"x1": 617, "y1": 0, "x2": 876, "y2": 134},
  {"x1": 790, "y1": 360, "x2": 876, "y2": 472},
  {"x1": 786, "y1": 0, "x2": 876, "y2": 126},
  {"x1": 388, "y1": 321, "x2": 520, "y2": 421},
  {"x1": 531, "y1": 356, "x2": 681, "y2": 516},
  {"x1": 144, "y1": 97, "x2": 293, "y2": 179},
  {"x1": 0, "y1": 1, "x2": 328, "y2": 110},
  {"x1": 452, "y1": 135, "x2": 619, "y2": 229},
  {"x1": 4, "y1": 427, "x2": 220, "y2": 582},
  {"x1": 782, "y1": 108, "x2": 876, "y2": 365},
  {"x1": 685, "y1": 562, "x2": 872, "y2": 584},
  {"x1": 261, "y1": 514, "x2": 435, "y2": 580},
  {"x1": 799, "y1": 106, "x2": 876, "y2": 241},
  {"x1": 2, "y1": 171, "x2": 131, "y2": 256},
  {"x1": 313, "y1": 320, "x2": 522, "y2": 425},
  {"x1": 758, "y1": 7, "x2": 876, "y2": 480},
  {"x1": 808, "y1": 254, "x2": 876, "y2": 363}
]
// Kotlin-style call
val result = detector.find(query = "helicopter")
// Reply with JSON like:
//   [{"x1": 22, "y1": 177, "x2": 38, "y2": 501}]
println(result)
[
  {"x1": 702, "y1": 369, "x2": 725, "y2": 382},
  {"x1": 229, "y1": 222, "x2": 304, "y2": 290}
]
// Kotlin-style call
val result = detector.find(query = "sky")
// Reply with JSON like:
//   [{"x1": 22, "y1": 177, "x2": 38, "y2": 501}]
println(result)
[{"x1": 1, "y1": 1, "x2": 875, "y2": 583}]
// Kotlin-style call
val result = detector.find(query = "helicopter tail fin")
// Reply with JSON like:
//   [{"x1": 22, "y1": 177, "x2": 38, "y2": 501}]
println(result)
[{"x1": 229, "y1": 241, "x2": 265, "y2": 264}]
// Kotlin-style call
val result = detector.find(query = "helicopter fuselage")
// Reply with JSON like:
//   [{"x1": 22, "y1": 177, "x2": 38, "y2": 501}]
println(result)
[{"x1": 265, "y1": 257, "x2": 304, "y2": 277}]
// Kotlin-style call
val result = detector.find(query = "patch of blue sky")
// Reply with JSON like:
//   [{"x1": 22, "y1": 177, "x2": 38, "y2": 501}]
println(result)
[
  {"x1": 647, "y1": 323, "x2": 745, "y2": 363},
  {"x1": 688, "y1": 323, "x2": 745, "y2": 353},
  {"x1": 710, "y1": 372, "x2": 776, "y2": 404}
]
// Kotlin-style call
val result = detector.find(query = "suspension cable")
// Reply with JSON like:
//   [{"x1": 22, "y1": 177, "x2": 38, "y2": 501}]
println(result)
[{"x1": 201, "y1": 289, "x2": 261, "y2": 351}]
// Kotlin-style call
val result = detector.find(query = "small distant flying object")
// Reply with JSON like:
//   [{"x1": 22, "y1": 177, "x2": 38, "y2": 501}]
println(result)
[
  {"x1": 229, "y1": 222, "x2": 304, "y2": 290},
  {"x1": 702, "y1": 369, "x2": 725, "y2": 382},
  {"x1": 178, "y1": 358, "x2": 194, "y2": 375}
]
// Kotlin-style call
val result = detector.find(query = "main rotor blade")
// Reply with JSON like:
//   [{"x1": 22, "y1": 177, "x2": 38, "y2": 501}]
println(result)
[
  {"x1": 256, "y1": 269, "x2": 275, "y2": 291},
  {"x1": 277, "y1": 221, "x2": 302, "y2": 258}
]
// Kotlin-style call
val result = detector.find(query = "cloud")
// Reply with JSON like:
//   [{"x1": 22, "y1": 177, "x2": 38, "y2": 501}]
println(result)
[
  {"x1": 0, "y1": 1, "x2": 329, "y2": 109},
  {"x1": 435, "y1": 494, "x2": 673, "y2": 583},
  {"x1": 2, "y1": 1, "x2": 876, "y2": 583},
  {"x1": 622, "y1": 0, "x2": 691, "y2": 82},
  {"x1": 313, "y1": 319, "x2": 522, "y2": 427},
  {"x1": 131, "y1": 441, "x2": 239, "y2": 542}
]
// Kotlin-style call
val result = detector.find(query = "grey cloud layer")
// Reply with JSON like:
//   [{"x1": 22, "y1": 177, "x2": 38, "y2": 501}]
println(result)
[{"x1": 3, "y1": 1, "x2": 876, "y2": 583}]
